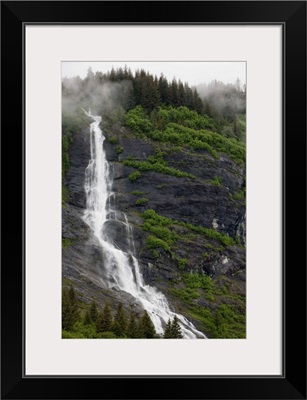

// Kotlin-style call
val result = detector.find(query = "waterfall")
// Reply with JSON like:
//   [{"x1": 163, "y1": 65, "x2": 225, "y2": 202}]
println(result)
[{"x1": 82, "y1": 111, "x2": 206, "y2": 339}]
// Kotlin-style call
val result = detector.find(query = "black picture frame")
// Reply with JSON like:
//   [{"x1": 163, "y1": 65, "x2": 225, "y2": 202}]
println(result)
[{"x1": 1, "y1": 1, "x2": 306, "y2": 399}]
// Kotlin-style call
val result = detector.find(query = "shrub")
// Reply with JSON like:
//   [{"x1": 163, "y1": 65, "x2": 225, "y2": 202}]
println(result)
[
  {"x1": 142, "y1": 209, "x2": 235, "y2": 247},
  {"x1": 62, "y1": 184, "x2": 69, "y2": 205},
  {"x1": 115, "y1": 146, "x2": 124, "y2": 154},
  {"x1": 171, "y1": 288, "x2": 200, "y2": 303},
  {"x1": 178, "y1": 258, "x2": 187, "y2": 270},
  {"x1": 146, "y1": 236, "x2": 171, "y2": 252},
  {"x1": 124, "y1": 159, "x2": 196, "y2": 179},
  {"x1": 108, "y1": 137, "x2": 117, "y2": 144},
  {"x1": 62, "y1": 330, "x2": 85, "y2": 339},
  {"x1": 152, "y1": 250, "x2": 159, "y2": 259},
  {"x1": 62, "y1": 238, "x2": 72, "y2": 248},
  {"x1": 131, "y1": 190, "x2": 144, "y2": 196},
  {"x1": 125, "y1": 105, "x2": 245, "y2": 165},
  {"x1": 233, "y1": 187, "x2": 246, "y2": 200},
  {"x1": 99, "y1": 331, "x2": 117, "y2": 339},
  {"x1": 143, "y1": 224, "x2": 178, "y2": 246},
  {"x1": 128, "y1": 171, "x2": 141, "y2": 181},
  {"x1": 208, "y1": 176, "x2": 222, "y2": 186},
  {"x1": 135, "y1": 198, "x2": 149, "y2": 206},
  {"x1": 125, "y1": 105, "x2": 153, "y2": 135}
]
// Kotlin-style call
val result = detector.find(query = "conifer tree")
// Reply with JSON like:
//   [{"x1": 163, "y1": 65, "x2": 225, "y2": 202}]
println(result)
[
  {"x1": 62, "y1": 286, "x2": 80, "y2": 331},
  {"x1": 96, "y1": 303, "x2": 113, "y2": 333},
  {"x1": 158, "y1": 74, "x2": 169, "y2": 105},
  {"x1": 170, "y1": 315, "x2": 184, "y2": 338},
  {"x1": 89, "y1": 301, "x2": 99, "y2": 323},
  {"x1": 139, "y1": 311, "x2": 156, "y2": 338},
  {"x1": 112, "y1": 302, "x2": 127, "y2": 337},
  {"x1": 83, "y1": 309, "x2": 92, "y2": 325},
  {"x1": 163, "y1": 316, "x2": 184, "y2": 338},
  {"x1": 163, "y1": 319, "x2": 172, "y2": 339},
  {"x1": 127, "y1": 311, "x2": 139, "y2": 338},
  {"x1": 170, "y1": 79, "x2": 179, "y2": 107},
  {"x1": 82, "y1": 301, "x2": 99, "y2": 326},
  {"x1": 178, "y1": 80, "x2": 185, "y2": 106},
  {"x1": 193, "y1": 88, "x2": 204, "y2": 114}
]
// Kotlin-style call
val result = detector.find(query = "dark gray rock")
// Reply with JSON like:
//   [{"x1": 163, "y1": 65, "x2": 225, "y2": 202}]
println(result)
[
  {"x1": 66, "y1": 127, "x2": 91, "y2": 208},
  {"x1": 62, "y1": 121, "x2": 246, "y2": 333}
]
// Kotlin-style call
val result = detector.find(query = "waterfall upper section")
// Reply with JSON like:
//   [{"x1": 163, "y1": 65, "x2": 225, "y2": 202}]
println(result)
[{"x1": 82, "y1": 111, "x2": 206, "y2": 339}]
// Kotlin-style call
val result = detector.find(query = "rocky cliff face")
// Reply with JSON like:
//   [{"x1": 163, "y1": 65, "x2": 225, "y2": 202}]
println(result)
[
  {"x1": 62, "y1": 126, "x2": 145, "y2": 315},
  {"x1": 62, "y1": 122, "x2": 246, "y2": 337}
]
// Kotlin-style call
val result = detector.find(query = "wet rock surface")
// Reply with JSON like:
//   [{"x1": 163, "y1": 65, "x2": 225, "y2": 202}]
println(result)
[{"x1": 62, "y1": 123, "x2": 246, "y2": 333}]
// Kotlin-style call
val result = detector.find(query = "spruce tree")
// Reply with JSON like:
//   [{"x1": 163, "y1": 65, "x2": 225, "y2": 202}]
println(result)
[
  {"x1": 62, "y1": 286, "x2": 80, "y2": 331},
  {"x1": 139, "y1": 311, "x2": 156, "y2": 338},
  {"x1": 163, "y1": 316, "x2": 184, "y2": 338},
  {"x1": 158, "y1": 74, "x2": 169, "y2": 105},
  {"x1": 178, "y1": 81, "x2": 185, "y2": 106},
  {"x1": 170, "y1": 79, "x2": 179, "y2": 107},
  {"x1": 96, "y1": 303, "x2": 113, "y2": 333},
  {"x1": 82, "y1": 301, "x2": 99, "y2": 326},
  {"x1": 163, "y1": 319, "x2": 172, "y2": 339},
  {"x1": 170, "y1": 316, "x2": 184, "y2": 338},
  {"x1": 83, "y1": 309, "x2": 92, "y2": 325},
  {"x1": 127, "y1": 311, "x2": 138, "y2": 338},
  {"x1": 112, "y1": 302, "x2": 127, "y2": 337},
  {"x1": 192, "y1": 89, "x2": 203, "y2": 114},
  {"x1": 89, "y1": 301, "x2": 99, "y2": 323}
]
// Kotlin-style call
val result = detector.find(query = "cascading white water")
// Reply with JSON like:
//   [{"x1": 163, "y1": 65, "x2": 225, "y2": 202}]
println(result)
[{"x1": 83, "y1": 111, "x2": 206, "y2": 339}]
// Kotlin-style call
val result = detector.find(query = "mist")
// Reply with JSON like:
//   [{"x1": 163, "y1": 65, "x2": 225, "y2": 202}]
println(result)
[
  {"x1": 196, "y1": 79, "x2": 246, "y2": 120},
  {"x1": 62, "y1": 71, "x2": 133, "y2": 121}
]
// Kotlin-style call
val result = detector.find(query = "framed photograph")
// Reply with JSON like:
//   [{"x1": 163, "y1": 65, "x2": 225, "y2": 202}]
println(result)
[{"x1": 1, "y1": 1, "x2": 306, "y2": 399}]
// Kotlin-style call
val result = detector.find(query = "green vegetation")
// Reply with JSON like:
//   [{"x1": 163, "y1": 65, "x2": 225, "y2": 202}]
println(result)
[
  {"x1": 178, "y1": 258, "x2": 188, "y2": 271},
  {"x1": 233, "y1": 187, "x2": 246, "y2": 201},
  {"x1": 139, "y1": 311, "x2": 156, "y2": 338},
  {"x1": 62, "y1": 131, "x2": 73, "y2": 177},
  {"x1": 135, "y1": 198, "x2": 149, "y2": 206},
  {"x1": 62, "y1": 286, "x2": 80, "y2": 331},
  {"x1": 171, "y1": 287, "x2": 200, "y2": 303},
  {"x1": 62, "y1": 107, "x2": 91, "y2": 205},
  {"x1": 128, "y1": 171, "x2": 141, "y2": 181},
  {"x1": 183, "y1": 273, "x2": 214, "y2": 291},
  {"x1": 62, "y1": 286, "x2": 186, "y2": 339},
  {"x1": 62, "y1": 67, "x2": 246, "y2": 340},
  {"x1": 207, "y1": 176, "x2": 222, "y2": 186},
  {"x1": 83, "y1": 301, "x2": 99, "y2": 326},
  {"x1": 180, "y1": 222, "x2": 235, "y2": 247},
  {"x1": 157, "y1": 184, "x2": 167, "y2": 189},
  {"x1": 164, "y1": 316, "x2": 184, "y2": 338},
  {"x1": 115, "y1": 145, "x2": 124, "y2": 154},
  {"x1": 124, "y1": 158, "x2": 196, "y2": 180},
  {"x1": 142, "y1": 209, "x2": 235, "y2": 248},
  {"x1": 170, "y1": 273, "x2": 246, "y2": 338},
  {"x1": 142, "y1": 211, "x2": 179, "y2": 256},
  {"x1": 108, "y1": 136, "x2": 117, "y2": 144},
  {"x1": 125, "y1": 105, "x2": 245, "y2": 165},
  {"x1": 62, "y1": 107, "x2": 91, "y2": 134},
  {"x1": 131, "y1": 190, "x2": 144, "y2": 196},
  {"x1": 97, "y1": 303, "x2": 113, "y2": 333},
  {"x1": 62, "y1": 184, "x2": 69, "y2": 205},
  {"x1": 62, "y1": 238, "x2": 73, "y2": 248},
  {"x1": 62, "y1": 131, "x2": 73, "y2": 204},
  {"x1": 146, "y1": 236, "x2": 171, "y2": 253},
  {"x1": 141, "y1": 209, "x2": 235, "y2": 264}
]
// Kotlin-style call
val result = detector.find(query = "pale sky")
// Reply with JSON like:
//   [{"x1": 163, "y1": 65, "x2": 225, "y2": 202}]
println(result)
[{"x1": 62, "y1": 61, "x2": 246, "y2": 87}]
